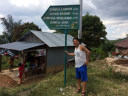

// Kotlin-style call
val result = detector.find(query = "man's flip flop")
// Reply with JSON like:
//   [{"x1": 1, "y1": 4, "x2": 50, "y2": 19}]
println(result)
[
  {"x1": 75, "y1": 89, "x2": 81, "y2": 93},
  {"x1": 81, "y1": 92, "x2": 86, "y2": 96}
]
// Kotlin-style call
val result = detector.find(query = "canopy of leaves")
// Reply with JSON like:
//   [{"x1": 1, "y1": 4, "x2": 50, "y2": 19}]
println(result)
[
  {"x1": 0, "y1": 15, "x2": 22, "y2": 43},
  {"x1": 0, "y1": 15, "x2": 41, "y2": 43},
  {"x1": 82, "y1": 13, "x2": 107, "y2": 48},
  {"x1": 12, "y1": 22, "x2": 41, "y2": 42}
]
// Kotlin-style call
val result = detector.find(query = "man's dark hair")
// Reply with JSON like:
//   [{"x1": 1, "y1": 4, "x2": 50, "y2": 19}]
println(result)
[{"x1": 73, "y1": 37, "x2": 81, "y2": 44}]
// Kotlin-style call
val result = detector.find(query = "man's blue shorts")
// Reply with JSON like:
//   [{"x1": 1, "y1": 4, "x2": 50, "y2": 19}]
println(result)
[{"x1": 75, "y1": 65, "x2": 88, "y2": 81}]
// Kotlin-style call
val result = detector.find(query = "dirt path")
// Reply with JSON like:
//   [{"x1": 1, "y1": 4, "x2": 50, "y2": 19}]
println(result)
[
  {"x1": 114, "y1": 59, "x2": 128, "y2": 66},
  {"x1": 0, "y1": 67, "x2": 46, "y2": 88},
  {"x1": 105, "y1": 58, "x2": 128, "y2": 75},
  {"x1": 0, "y1": 73, "x2": 17, "y2": 88}
]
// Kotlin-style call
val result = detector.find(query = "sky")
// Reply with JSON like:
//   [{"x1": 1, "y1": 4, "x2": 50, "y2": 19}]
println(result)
[{"x1": 0, "y1": 0, "x2": 128, "y2": 40}]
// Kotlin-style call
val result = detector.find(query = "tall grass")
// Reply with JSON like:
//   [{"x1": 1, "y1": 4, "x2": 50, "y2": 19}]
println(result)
[
  {"x1": 0, "y1": 88, "x2": 10, "y2": 96},
  {"x1": 1, "y1": 56, "x2": 21, "y2": 70},
  {"x1": 0, "y1": 60, "x2": 128, "y2": 96}
]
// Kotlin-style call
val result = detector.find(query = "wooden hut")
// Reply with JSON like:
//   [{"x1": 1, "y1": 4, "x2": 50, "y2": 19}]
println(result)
[
  {"x1": 0, "y1": 30, "x2": 74, "y2": 73},
  {"x1": 114, "y1": 38, "x2": 128, "y2": 56}
]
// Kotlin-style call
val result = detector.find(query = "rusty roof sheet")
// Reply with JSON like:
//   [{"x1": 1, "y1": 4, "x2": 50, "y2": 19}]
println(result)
[{"x1": 114, "y1": 38, "x2": 128, "y2": 48}]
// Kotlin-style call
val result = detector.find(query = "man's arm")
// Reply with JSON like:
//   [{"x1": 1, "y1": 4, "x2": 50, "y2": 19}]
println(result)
[
  {"x1": 65, "y1": 51, "x2": 75, "y2": 56},
  {"x1": 80, "y1": 45, "x2": 91, "y2": 65}
]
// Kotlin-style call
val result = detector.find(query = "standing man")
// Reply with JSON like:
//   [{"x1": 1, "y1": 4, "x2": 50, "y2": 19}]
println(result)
[{"x1": 65, "y1": 38, "x2": 90, "y2": 96}]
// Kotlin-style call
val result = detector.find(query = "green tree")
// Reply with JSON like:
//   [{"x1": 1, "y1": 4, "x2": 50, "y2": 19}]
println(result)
[
  {"x1": 55, "y1": 13, "x2": 107, "y2": 48},
  {"x1": 0, "y1": 32, "x2": 9, "y2": 44},
  {"x1": 81, "y1": 13, "x2": 107, "y2": 48},
  {"x1": 101, "y1": 39, "x2": 114, "y2": 52},
  {"x1": 12, "y1": 22, "x2": 41, "y2": 41},
  {"x1": 0, "y1": 15, "x2": 22, "y2": 43},
  {"x1": 91, "y1": 45, "x2": 106, "y2": 60},
  {"x1": 126, "y1": 33, "x2": 128, "y2": 38}
]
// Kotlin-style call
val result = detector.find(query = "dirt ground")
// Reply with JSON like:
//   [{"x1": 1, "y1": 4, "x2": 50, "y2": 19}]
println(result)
[
  {"x1": 105, "y1": 58, "x2": 128, "y2": 66},
  {"x1": 0, "y1": 74, "x2": 17, "y2": 88},
  {"x1": 0, "y1": 73, "x2": 46, "y2": 88},
  {"x1": 105, "y1": 58, "x2": 128, "y2": 75},
  {"x1": 114, "y1": 59, "x2": 128, "y2": 66},
  {"x1": 0, "y1": 67, "x2": 46, "y2": 88}
]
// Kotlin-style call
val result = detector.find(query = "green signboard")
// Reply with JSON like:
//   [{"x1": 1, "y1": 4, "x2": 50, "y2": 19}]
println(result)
[
  {"x1": 41, "y1": 5, "x2": 80, "y2": 30},
  {"x1": 41, "y1": 4, "x2": 80, "y2": 87}
]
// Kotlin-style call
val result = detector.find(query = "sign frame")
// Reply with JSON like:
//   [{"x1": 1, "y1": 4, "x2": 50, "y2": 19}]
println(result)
[
  {"x1": 41, "y1": 5, "x2": 80, "y2": 30},
  {"x1": 41, "y1": 4, "x2": 81, "y2": 87}
]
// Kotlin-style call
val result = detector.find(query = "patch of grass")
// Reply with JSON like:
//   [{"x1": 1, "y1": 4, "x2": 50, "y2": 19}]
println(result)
[
  {"x1": 0, "y1": 88, "x2": 10, "y2": 96},
  {"x1": 0, "y1": 82, "x2": 38, "y2": 96},
  {"x1": 1, "y1": 56, "x2": 21, "y2": 70},
  {"x1": 1, "y1": 60, "x2": 128, "y2": 96},
  {"x1": 27, "y1": 60, "x2": 128, "y2": 96}
]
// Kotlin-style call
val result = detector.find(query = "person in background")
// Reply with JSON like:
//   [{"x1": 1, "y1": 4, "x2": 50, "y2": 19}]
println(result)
[
  {"x1": 18, "y1": 61, "x2": 26, "y2": 84},
  {"x1": 35, "y1": 59, "x2": 39, "y2": 68},
  {"x1": 9, "y1": 57, "x2": 14, "y2": 72},
  {"x1": 37, "y1": 60, "x2": 46, "y2": 74},
  {"x1": 25, "y1": 62, "x2": 30, "y2": 71},
  {"x1": 30, "y1": 61, "x2": 36, "y2": 69},
  {"x1": 41, "y1": 60, "x2": 46, "y2": 70},
  {"x1": 65, "y1": 38, "x2": 90, "y2": 96}
]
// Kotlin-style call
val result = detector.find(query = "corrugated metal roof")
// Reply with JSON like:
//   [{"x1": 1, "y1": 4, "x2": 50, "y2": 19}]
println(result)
[
  {"x1": 30, "y1": 30, "x2": 74, "y2": 47},
  {"x1": 0, "y1": 42, "x2": 44, "y2": 51},
  {"x1": 115, "y1": 38, "x2": 128, "y2": 48}
]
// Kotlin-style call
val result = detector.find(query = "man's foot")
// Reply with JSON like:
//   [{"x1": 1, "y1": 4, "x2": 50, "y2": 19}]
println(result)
[
  {"x1": 18, "y1": 82, "x2": 22, "y2": 85},
  {"x1": 22, "y1": 80, "x2": 25, "y2": 83},
  {"x1": 10, "y1": 70, "x2": 13, "y2": 72},
  {"x1": 75, "y1": 88, "x2": 81, "y2": 93},
  {"x1": 81, "y1": 92, "x2": 86, "y2": 96}
]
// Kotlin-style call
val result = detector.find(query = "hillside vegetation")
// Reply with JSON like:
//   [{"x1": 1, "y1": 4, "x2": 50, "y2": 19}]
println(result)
[{"x1": 0, "y1": 60, "x2": 128, "y2": 96}]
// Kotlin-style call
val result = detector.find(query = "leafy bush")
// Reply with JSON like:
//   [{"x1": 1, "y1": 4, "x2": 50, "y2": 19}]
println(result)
[
  {"x1": 0, "y1": 88, "x2": 10, "y2": 96},
  {"x1": 90, "y1": 46, "x2": 107, "y2": 61}
]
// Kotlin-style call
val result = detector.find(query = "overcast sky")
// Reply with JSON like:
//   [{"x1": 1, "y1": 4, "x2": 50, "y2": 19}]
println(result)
[{"x1": 0, "y1": 0, "x2": 128, "y2": 40}]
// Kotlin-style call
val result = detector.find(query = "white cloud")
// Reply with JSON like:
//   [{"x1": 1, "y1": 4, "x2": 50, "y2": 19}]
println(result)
[
  {"x1": 85, "y1": 0, "x2": 97, "y2": 9},
  {"x1": 101, "y1": 18, "x2": 128, "y2": 40},
  {"x1": 0, "y1": 14, "x2": 4, "y2": 18},
  {"x1": 42, "y1": 28, "x2": 55, "y2": 33},
  {"x1": 10, "y1": 0, "x2": 40, "y2": 8},
  {"x1": 0, "y1": 0, "x2": 128, "y2": 40},
  {"x1": 107, "y1": 33, "x2": 127, "y2": 39},
  {"x1": 105, "y1": 24, "x2": 128, "y2": 40}
]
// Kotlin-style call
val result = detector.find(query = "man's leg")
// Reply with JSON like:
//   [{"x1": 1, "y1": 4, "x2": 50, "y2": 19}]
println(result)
[
  {"x1": 75, "y1": 79, "x2": 81, "y2": 93},
  {"x1": 80, "y1": 65, "x2": 87, "y2": 95},
  {"x1": 75, "y1": 68, "x2": 81, "y2": 93},
  {"x1": 82, "y1": 81, "x2": 87, "y2": 93},
  {"x1": 77, "y1": 79, "x2": 81, "y2": 89}
]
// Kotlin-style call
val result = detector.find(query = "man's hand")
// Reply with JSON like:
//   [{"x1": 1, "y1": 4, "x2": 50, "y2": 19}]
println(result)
[
  {"x1": 65, "y1": 51, "x2": 75, "y2": 56},
  {"x1": 84, "y1": 61, "x2": 88, "y2": 66},
  {"x1": 65, "y1": 51, "x2": 68, "y2": 54}
]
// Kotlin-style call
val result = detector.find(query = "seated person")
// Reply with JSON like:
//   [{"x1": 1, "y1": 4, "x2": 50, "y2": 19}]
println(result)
[
  {"x1": 35, "y1": 59, "x2": 39, "y2": 67},
  {"x1": 38, "y1": 60, "x2": 46, "y2": 70},
  {"x1": 26, "y1": 62, "x2": 30, "y2": 70},
  {"x1": 24, "y1": 65, "x2": 29, "y2": 72},
  {"x1": 30, "y1": 62, "x2": 36, "y2": 69}
]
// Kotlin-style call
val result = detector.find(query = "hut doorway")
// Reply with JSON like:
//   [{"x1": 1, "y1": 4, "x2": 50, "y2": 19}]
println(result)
[{"x1": 24, "y1": 49, "x2": 47, "y2": 76}]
